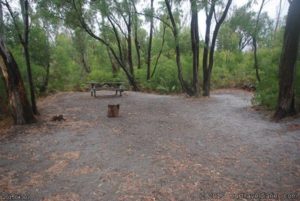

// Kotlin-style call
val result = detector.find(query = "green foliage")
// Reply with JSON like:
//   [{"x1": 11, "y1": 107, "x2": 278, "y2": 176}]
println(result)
[
  {"x1": 2, "y1": 0, "x2": 298, "y2": 116},
  {"x1": 48, "y1": 34, "x2": 82, "y2": 92},
  {"x1": 136, "y1": 56, "x2": 180, "y2": 93},
  {"x1": 253, "y1": 47, "x2": 281, "y2": 109},
  {"x1": 86, "y1": 70, "x2": 125, "y2": 83},
  {"x1": 212, "y1": 51, "x2": 256, "y2": 88},
  {"x1": 254, "y1": 70, "x2": 278, "y2": 109}
]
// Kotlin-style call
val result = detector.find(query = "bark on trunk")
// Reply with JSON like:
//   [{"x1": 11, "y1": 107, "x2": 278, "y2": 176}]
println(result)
[
  {"x1": 190, "y1": 0, "x2": 200, "y2": 96},
  {"x1": 252, "y1": 0, "x2": 265, "y2": 83},
  {"x1": 147, "y1": 0, "x2": 154, "y2": 80},
  {"x1": 20, "y1": 0, "x2": 38, "y2": 114},
  {"x1": 274, "y1": 0, "x2": 300, "y2": 120},
  {"x1": 127, "y1": 15, "x2": 134, "y2": 76},
  {"x1": 0, "y1": 3, "x2": 3, "y2": 40},
  {"x1": 203, "y1": 0, "x2": 232, "y2": 96},
  {"x1": 151, "y1": 25, "x2": 166, "y2": 78},
  {"x1": 80, "y1": 50, "x2": 91, "y2": 73},
  {"x1": 107, "y1": 16, "x2": 124, "y2": 65},
  {"x1": 202, "y1": 1, "x2": 215, "y2": 96},
  {"x1": 165, "y1": 0, "x2": 194, "y2": 96},
  {"x1": 253, "y1": 37, "x2": 261, "y2": 82},
  {"x1": 0, "y1": 39, "x2": 36, "y2": 124},
  {"x1": 132, "y1": 2, "x2": 141, "y2": 69},
  {"x1": 72, "y1": 0, "x2": 139, "y2": 91},
  {"x1": 107, "y1": 48, "x2": 118, "y2": 76}
]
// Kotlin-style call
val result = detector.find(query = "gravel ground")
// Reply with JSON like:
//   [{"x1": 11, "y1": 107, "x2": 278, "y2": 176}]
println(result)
[{"x1": 0, "y1": 90, "x2": 299, "y2": 201}]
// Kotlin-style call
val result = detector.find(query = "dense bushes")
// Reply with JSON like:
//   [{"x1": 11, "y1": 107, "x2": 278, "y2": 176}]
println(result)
[{"x1": 1, "y1": 27, "x2": 299, "y2": 112}]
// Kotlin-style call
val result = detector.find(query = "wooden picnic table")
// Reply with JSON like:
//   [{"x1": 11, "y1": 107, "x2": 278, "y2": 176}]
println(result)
[{"x1": 88, "y1": 81, "x2": 125, "y2": 97}]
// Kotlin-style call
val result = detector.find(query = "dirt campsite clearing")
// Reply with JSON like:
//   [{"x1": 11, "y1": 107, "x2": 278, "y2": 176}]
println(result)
[{"x1": 0, "y1": 90, "x2": 299, "y2": 201}]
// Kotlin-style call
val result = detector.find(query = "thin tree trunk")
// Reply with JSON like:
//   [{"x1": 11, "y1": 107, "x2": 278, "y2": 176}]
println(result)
[
  {"x1": 252, "y1": 0, "x2": 265, "y2": 83},
  {"x1": 207, "y1": 0, "x2": 232, "y2": 96},
  {"x1": 20, "y1": 0, "x2": 38, "y2": 114},
  {"x1": 202, "y1": 1, "x2": 215, "y2": 96},
  {"x1": 0, "y1": 1, "x2": 7, "y2": 113},
  {"x1": 203, "y1": 0, "x2": 232, "y2": 96},
  {"x1": 274, "y1": 0, "x2": 282, "y2": 34},
  {"x1": 107, "y1": 48, "x2": 118, "y2": 76},
  {"x1": 165, "y1": 0, "x2": 194, "y2": 96},
  {"x1": 134, "y1": 27, "x2": 141, "y2": 69},
  {"x1": 147, "y1": 0, "x2": 154, "y2": 80},
  {"x1": 80, "y1": 51, "x2": 91, "y2": 73},
  {"x1": 132, "y1": 2, "x2": 141, "y2": 69},
  {"x1": 253, "y1": 37, "x2": 261, "y2": 82},
  {"x1": 274, "y1": 0, "x2": 300, "y2": 120},
  {"x1": 72, "y1": 0, "x2": 139, "y2": 91},
  {"x1": 151, "y1": 24, "x2": 166, "y2": 78},
  {"x1": 0, "y1": 39, "x2": 36, "y2": 124},
  {"x1": 127, "y1": 14, "x2": 134, "y2": 75},
  {"x1": 107, "y1": 16, "x2": 124, "y2": 65},
  {"x1": 190, "y1": 0, "x2": 200, "y2": 96},
  {"x1": 0, "y1": 2, "x2": 3, "y2": 41}
]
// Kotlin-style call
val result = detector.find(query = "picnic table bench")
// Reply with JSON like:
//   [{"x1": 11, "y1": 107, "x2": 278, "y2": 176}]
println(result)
[{"x1": 88, "y1": 82, "x2": 125, "y2": 97}]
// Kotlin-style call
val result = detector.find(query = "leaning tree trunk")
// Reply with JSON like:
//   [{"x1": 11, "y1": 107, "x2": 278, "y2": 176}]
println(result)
[
  {"x1": 151, "y1": 24, "x2": 166, "y2": 78},
  {"x1": 274, "y1": 0, "x2": 300, "y2": 120},
  {"x1": 165, "y1": 0, "x2": 194, "y2": 96},
  {"x1": 107, "y1": 48, "x2": 118, "y2": 77},
  {"x1": 0, "y1": 39, "x2": 36, "y2": 124}
]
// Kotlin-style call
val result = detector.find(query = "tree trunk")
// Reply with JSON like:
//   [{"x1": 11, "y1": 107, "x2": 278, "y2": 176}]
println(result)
[
  {"x1": 253, "y1": 36, "x2": 261, "y2": 82},
  {"x1": 134, "y1": 28, "x2": 141, "y2": 69},
  {"x1": 80, "y1": 51, "x2": 91, "y2": 73},
  {"x1": 165, "y1": 0, "x2": 194, "y2": 96},
  {"x1": 147, "y1": 0, "x2": 154, "y2": 80},
  {"x1": 274, "y1": 0, "x2": 300, "y2": 120},
  {"x1": 107, "y1": 48, "x2": 118, "y2": 76},
  {"x1": 0, "y1": 39, "x2": 36, "y2": 124},
  {"x1": 203, "y1": 0, "x2": 232, "y2": 96},
  {"x1": 127, "y1": 15, "x2": 134, "y2": 75},
  {"x1": 107, "y1": 16, "x2": 124, "y2": 65},
  {"x1": 252, "y1": 0, "x2": 265, "y2": 83},
  {"x1": 202, "y1": 1, "x2": 215, "y2": 96},
  {"x1": 274, "y1": 0, "x2": 282, "y2": 34},
  {"x1": 72, "y1": 0, "x2": 139, "y2": 91},
  {"x1": 151, "y1": 24, "x2": 166, "y2": 78},
  {"x1": 0, "y1": 2, "x2": 3, "y2": 40},
  {"x1": 207, "y1": 0, "x2": 232, "y2": 96},
  {"x1": 132, "y1": 2, "x2": 141, "y2": 69},
  {"x1": 126, "y1": 13, "x2": 138, "y2": 91},
  {"x1": 20, "y1": 0, "x2": 38, "y2": 114},
  {"x1": 190, "y1": 0, "x2": 200, "y2": 96}
]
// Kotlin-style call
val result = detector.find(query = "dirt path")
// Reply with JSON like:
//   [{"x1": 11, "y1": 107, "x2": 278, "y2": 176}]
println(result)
[{"x1": 0, "y1": 90, "x2": 299, "y2": 201}]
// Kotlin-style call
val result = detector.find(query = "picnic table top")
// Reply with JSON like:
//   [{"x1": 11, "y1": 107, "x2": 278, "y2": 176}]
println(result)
[{"x1": 87, "y1": 81, "x2": 125, "y2": 84}]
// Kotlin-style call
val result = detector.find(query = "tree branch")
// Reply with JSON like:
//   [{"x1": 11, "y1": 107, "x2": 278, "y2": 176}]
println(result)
[{"x1": 3, "y1": 0, "x2": 24, "y2": 45}]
